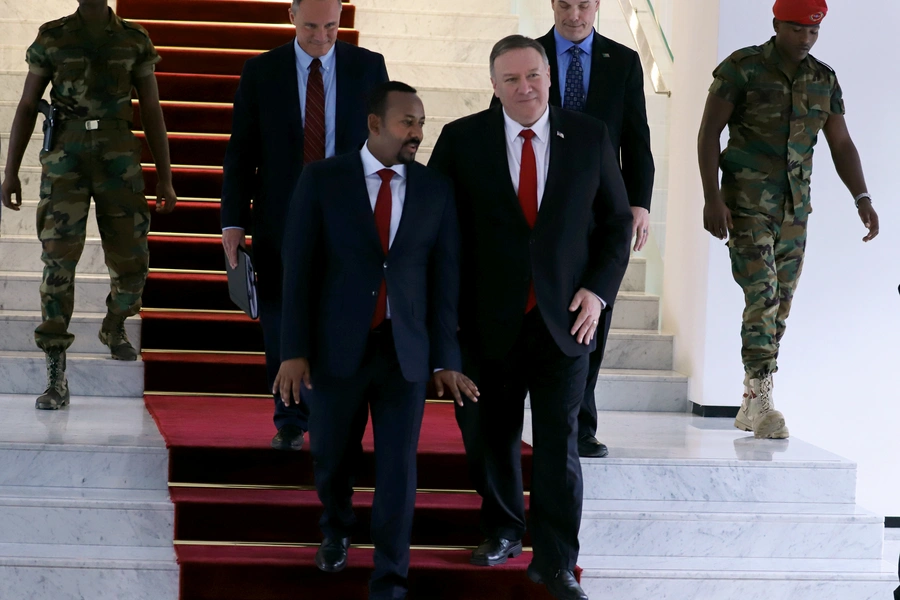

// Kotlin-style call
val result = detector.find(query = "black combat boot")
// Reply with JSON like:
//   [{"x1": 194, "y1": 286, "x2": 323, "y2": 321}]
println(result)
[
  {"x1": 99, "y1": 313, "x2": 138, "y2": 361},
  {"x1": 36, "y1": 349, "x2": 70, "y2": 410}
]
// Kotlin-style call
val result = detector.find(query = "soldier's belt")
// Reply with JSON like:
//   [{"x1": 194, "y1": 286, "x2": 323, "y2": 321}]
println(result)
[{"x1": 59, "y1": 119, "x2": 132, "y2": 132}]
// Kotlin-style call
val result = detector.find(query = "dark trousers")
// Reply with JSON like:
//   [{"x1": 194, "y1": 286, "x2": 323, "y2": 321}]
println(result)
[
  {"x1": 309, "y1": 323, "x2": 426, "y2": 600},
  {"x1": 258, "y1": 296, "x2": 308, "y2": 430},
  {"x1": 465, "y1": 310, "x2": 588, "y2": 575},
  {"x1": 578, "y1": 307, "x2": 613, "y2": 439}
]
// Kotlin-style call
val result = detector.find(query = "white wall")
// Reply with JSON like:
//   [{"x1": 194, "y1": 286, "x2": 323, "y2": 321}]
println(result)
[{"x1": 667, "y1": 0, "x2": 900, "y2": 517}]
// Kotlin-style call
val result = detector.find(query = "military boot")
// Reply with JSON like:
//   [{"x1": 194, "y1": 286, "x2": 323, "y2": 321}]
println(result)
[
  {"x1": 36, "y1": 349, "x2": 70, "y2": 410},
  {"x1": 734, "y1": 373, "x2": 754, "y2": 431},
  {"x1": 735, "y1": 373, "x2": 789, "y2": 439},
  {"x1": 99, "y1": 313, "x2": 138, "y2": 361}
]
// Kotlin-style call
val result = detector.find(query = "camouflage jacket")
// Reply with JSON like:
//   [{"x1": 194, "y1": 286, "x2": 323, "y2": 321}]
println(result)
[
  {"x1": 709, "y1": 37, "x2": 844, "y2": 217},
  {"x1": 25, "y1": 8, "x2": 161, "y2": 124}
]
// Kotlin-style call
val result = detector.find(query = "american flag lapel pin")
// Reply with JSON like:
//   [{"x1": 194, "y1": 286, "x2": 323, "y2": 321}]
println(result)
[{"x1": 556, "y1": 131, "x2": 565, "y2": 139}]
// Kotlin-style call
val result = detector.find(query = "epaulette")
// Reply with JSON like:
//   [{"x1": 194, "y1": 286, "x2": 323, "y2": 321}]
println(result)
[
  {"x1": 812, "y1": 56, "x2": 836, "y2": 74},
  {"x1": 729, "y1": 46, "x2": 763, "y2": 62},
  {"x1": 121, "y1": 19, "x2": 153, "y2": 39},
  {"x1": 38, "y1": 15, "x2": 70, "y2": 33}
]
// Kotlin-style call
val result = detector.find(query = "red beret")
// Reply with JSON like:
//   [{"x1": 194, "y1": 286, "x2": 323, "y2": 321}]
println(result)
[{"x1": 773, "y1": 0, "x2": 827, "y2": 25}]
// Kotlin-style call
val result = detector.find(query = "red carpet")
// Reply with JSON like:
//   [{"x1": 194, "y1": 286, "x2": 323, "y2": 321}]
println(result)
[{"x1": 128, "y1": 0, "x2": 557, "y2": 597}]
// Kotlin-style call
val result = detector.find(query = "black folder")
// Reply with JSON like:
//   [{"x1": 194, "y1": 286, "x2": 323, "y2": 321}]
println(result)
[{"x1": 226, "y1": 246, "x2": 258, "y2": 320}]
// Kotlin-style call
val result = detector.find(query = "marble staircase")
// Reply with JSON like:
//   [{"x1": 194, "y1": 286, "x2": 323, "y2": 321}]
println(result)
[
  {"x1": 523, "y1": 410, "x2": 898, "y2": 598},
  {"x1": 0, "y1": 394, "x2": 177, "y2": 599}
]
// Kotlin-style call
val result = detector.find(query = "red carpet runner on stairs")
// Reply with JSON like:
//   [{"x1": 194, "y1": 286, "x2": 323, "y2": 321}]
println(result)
[{"x1": 120, "y1": 0, "x2": 557, "y2": 597}]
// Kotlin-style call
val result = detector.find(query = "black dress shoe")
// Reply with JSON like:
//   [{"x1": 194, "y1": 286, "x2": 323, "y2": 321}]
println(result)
[
  {"x1": 271, "y1": 425, "x2": 305, "y2": 451},
  {"x1": 470, "y1": 537, "x2": 522, "y2": 566},
  {"x1": 577, "y1": 435, "x2": 609, "y2": 458},
  {"x1": 315, "y1": 537, "x2": 350, "y2": 573},
  {"x1": 527, "y1": 565, "x2": 589, "y2": 600}
]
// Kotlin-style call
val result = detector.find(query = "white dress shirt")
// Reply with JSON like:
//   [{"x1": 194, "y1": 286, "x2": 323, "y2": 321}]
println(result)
[
  {"x1": 503, "y1": 106, "x2": 551, "y2": 206},
  {"x1": 502, "y1": 106, "x2": 606, "y2": 310},
  {"x1": 360, "y1": 141, "x2": 407, "y2": 318}
]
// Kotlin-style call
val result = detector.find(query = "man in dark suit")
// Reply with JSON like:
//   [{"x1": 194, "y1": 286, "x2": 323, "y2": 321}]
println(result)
[
  {"x1": 429, "y1": 36, "x2": 632, "y2": 600},
  {"x1": 275, "y1": 82, "x2": 478, "y2": 600},
  {"x1": 540, "y1": 0, "x2": 655, "y2": 458},
  {"x1": 220, "y1": 0, "x2": 388, "y2": 451}
]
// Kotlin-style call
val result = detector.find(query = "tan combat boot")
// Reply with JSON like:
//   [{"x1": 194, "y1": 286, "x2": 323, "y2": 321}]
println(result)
[
  {"x1": 99, "y1": 313, "x2": 138, "y2": 361},
  {"x1": 734, "y1": 373, "x2": 754, "y2": 432},
  {"x1": 735, "y1": 373, "x2": 789, "y2": 439},
  {"x1": 35, "y1": 349, "x2": 70, "y2": 410}
]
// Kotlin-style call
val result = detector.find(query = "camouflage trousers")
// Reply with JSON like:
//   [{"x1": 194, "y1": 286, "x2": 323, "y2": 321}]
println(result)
[
  {"x1": 724, "y1": 177, "x2": 809, "y2": 377},
  {"x1": 34, "y1": 127, "x2": 150, "y2": 352}
]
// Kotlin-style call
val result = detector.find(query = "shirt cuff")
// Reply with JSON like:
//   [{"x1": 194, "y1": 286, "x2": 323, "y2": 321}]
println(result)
[
  {"x1": 593, "y1": 293, "x2": 607, "y2": 311},
  {"x1": 222, "y1": 227, "x2": 245, "y2": 232}
]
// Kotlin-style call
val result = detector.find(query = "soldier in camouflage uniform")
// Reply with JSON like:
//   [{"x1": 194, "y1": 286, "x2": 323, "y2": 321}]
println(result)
[
  {"x1": 697, "y1": 0, "x2": 879, "y2": 438},
  {"x1": 1, "y1": 0, "x2": 177, "y2": 410}
]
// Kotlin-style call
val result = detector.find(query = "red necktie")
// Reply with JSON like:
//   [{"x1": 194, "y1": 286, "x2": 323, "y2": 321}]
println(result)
[
  {"x1": 303, "y1": 58, "x2": 326, "y2": 165},
  {"x1": 518, "y1": 129, "x2": 538, "y2": 313},
  {"x1": 371, "y1": 169, "x2": 394, "y2": 329}
]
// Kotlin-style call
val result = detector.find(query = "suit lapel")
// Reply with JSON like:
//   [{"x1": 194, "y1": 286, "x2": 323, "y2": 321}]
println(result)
[
  {"x1": 389, "y1": 164, "x2": 419, "y2": 256},
  {"x1": 334, "y1": 42, "x2": 349, "y2": 152},
  {"x1": 543, "y1": 30, "x2": 563, "y2": 107},
  {"x1": 347, "y1": 153, "x2": 385, "y2": 255},
  {"x1": 486, "y1": 107, "x2": 528, "y2": 225},
  {"x1": 281, "y1": 43, "x2": 304, "y2": 143},
  {"x1": 537, "y1": 107, "x2": 565, "y2": 228},
  {"x1": 584, "y1": 32, "x2": 610, "y2": 113}
]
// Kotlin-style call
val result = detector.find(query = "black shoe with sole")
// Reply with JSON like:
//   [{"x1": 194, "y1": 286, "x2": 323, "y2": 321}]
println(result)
[
  {"x1": 470, "y1": 537, "x2": 522, "y2": 566},
  {"x1": 527, "y1": 564, "x2": 589, "y2": 600},
  {"x1": 271, "y1": 425, "x2": 305, "y2": 450},
  {"x1": 577, "y1": 435, "x2": 609, "y2": 458},
  {"x1": 315, "y1": 537, "x2": 350, "y2": 573}
]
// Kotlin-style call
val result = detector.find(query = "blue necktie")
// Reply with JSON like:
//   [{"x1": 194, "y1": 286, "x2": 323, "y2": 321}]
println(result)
[{"x1": 564, "y1": 46, "x2": 586, "y2": 112}]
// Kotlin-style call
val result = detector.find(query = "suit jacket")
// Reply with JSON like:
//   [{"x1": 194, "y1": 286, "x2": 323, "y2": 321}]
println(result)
[
  {"x1": 429, "y1": 106, "x2": 632, "y2": 359},
  {"x1": 428, "y1": 105, "x2": 633, "y2": 360},
  {"x1": 221, "y1": 41, "x2": 389, "y2": 299},
  {"x1": 281, "y1": 152, "x2": 462, "y2": 383},
  {"x1": 495, "y1": 29, "x2": 655, "y2": 211}
]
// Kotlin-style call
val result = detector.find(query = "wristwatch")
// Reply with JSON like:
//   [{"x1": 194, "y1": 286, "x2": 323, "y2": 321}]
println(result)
[{"x1": 854, "y1": 192, "x2": 873, "y2": 209}]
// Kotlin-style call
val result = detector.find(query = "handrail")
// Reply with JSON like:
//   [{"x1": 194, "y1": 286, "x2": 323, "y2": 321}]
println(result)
[
  {"x1": 646, "y1": 0, "x2": 674, "y2": 62},
  {"x1": 613, "y1": 0, "x2": 671, "y2": 96}
]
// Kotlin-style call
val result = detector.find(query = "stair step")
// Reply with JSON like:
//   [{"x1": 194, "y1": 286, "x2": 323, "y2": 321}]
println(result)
[
  {"x1": 147, "y1": 396, "x2": 532, "y2": 491},
  {"x1": 0, "y1": 542, "x2": 178, "y2": 600},
  {"x1": 0, "y1": 485, "x2": 173, "y2": 546},
  {"x1": 578, "y1": 555, "x2": 896, "y2": 600},
  {"x1": 170, "y1": 486, "x2": 883, "y2": 560},
  {"x1": 604, "y1": 330, "x2": 673, "y2": 370},
  {"x1": 0, "y1": 235, "x2": 109, "y2": 274},
  {"x1": 354, "y1": 8, "x2": 517, "y2": 39},
  {"x1": 0, "y1": 310, "x2": 141, "y2": 354},
  {"x1": 116, "y1": 0, "x2": 356, "y2": 27},
  {"x1": 176, "y1": 544, "x2": 550, "y2": 600},
  {"x1": 593, "y1": 368, "x2": 688, "y2": 412},
  {"x1": 354, "y1": 0, "x2": 514, "y2": 14},
  {"x1": 524, "y1": 411, "x2": 859, "y2": 505},
  {"x1": 0, "y1": 198, "x2": 222, "y2": 237},
  {"x1": 0, "y1": 271, "x2": 113, "y2": 312},
  {"x1": 360, "y1": 33, "x2": 495, "y2": 65},
  {"x1": 0, "y1": 351, "x2": 143, "y2": 397},
  {"x1": 172, "y1": 487, "x2": 500, "y2": 546},
  {"x1": 0, "y1": 394, "x2": 167, "y2": 488},
  {"x1": 386, "y1": 60, "x2": 493, "y2": 90},
  {"x1": 578, "y1": 499, "x2": 883, "y2": 559}
]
